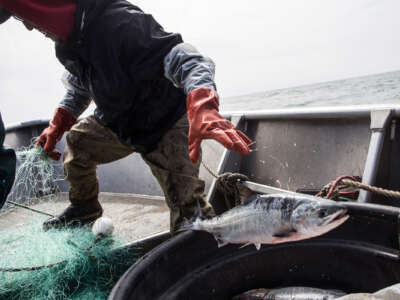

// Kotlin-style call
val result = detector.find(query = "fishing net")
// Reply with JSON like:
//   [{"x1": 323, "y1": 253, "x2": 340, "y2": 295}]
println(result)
[
  {"x1": 4, "y1": 144, "x2": 60, "y2": 210},
  {"x1": 0, "y1": 144, "x2": 138, "y2": 300},
  {"x1": 0, "y1": 224, "x2": 136, "y2": 300}
]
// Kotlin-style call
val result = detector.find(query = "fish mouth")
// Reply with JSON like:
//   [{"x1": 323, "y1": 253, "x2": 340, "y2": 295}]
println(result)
[{"x1": 322, "y1": 208, "x2": 349, "y2": 228}]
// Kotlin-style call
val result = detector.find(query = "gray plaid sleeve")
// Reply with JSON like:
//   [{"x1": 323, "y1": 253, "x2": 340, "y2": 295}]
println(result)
[
  {"x1": 58, "y1": 71, "x2": 91, "y2": 118},
  {"x1": 164, "y1": 43, "x2": 216, "y2": 95}
]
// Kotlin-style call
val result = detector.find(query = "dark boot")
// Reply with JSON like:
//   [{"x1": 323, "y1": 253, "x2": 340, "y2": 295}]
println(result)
[{"x1": 43, "y1": 198, "x2": 103, "y2": 231}]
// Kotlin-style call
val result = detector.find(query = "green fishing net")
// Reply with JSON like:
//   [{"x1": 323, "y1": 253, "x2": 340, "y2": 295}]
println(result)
[
  {"x1": 0, "y1": 145, "x2": 138, "y2": 300},
  {"x1": 0, "y1": 224, "x2": 136, "y2": 300}
]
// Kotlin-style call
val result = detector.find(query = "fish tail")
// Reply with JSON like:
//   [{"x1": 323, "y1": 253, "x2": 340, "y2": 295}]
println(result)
[
  {"x1": 176, "y1": 199, "x2": 204, "y2": 232},
  {"x1": 176, "y1": 217, "x2": 202, "y2": 232}
]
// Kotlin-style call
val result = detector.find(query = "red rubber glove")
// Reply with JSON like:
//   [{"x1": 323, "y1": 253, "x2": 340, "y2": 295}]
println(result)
[
  {"x1": 36, "y1": 107, "x2": 76, "y2": 160},
  {"x1": 186, "y1": 88, "x2": 252, "y2": 163}
]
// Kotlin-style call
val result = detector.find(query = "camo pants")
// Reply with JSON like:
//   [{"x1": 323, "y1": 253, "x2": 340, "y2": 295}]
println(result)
[{"x1": 63, "y1": 114, "x2": 215, "y2": 233}]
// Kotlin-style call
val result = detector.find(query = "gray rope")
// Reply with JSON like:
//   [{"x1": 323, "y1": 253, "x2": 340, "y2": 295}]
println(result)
[
  {"x1": 6, "y1": 200, "x2": 55, "y2": 217},
  {"x1": 342, "y1": 179, "x2": 400, "y2": 199},
  {"x1": 201, "y1": 161, "x2": 220, "y2": 179}
]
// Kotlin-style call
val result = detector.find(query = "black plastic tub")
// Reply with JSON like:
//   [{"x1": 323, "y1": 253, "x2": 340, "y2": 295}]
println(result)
[{"x1": 109, "y1": 202, "x2": 400, "y2": 300}]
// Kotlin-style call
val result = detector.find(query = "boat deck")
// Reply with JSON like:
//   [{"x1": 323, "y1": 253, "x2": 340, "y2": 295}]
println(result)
[{"x1": 0, "y1": 193, "x2": 170, "y2": 242}]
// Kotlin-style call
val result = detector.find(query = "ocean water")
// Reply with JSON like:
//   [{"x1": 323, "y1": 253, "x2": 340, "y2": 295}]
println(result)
[{"x1": 222, "y1": 70, "x2": 400, "y2": 111}]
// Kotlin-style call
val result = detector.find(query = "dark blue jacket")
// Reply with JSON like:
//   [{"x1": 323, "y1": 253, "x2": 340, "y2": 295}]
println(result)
[
  {"x1": 0, "y1": 112, "x2": 16, "y2": 210},
  {"x1": 55, "y1": 0, "x2": 187, "y2": 152}
]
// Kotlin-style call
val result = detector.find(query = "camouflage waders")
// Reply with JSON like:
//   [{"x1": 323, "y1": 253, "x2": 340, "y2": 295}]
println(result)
[{"x1": 62, "y1": 114, "x2": 214, "y2": 233}]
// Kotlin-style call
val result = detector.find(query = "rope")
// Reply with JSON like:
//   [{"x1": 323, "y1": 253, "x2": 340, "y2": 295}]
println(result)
[
  {"x1": 6, "y1": 200, "x2": 55, "y2": 217},
  {"x1": 201, "y1": 160, "x2": 248, "y2": 208},
  {"x1": 342, "y1": 179, "x2": 400, "y2": 199},
  {"x1": 202, "y1": 158, "x2": 400, "y2": 201},
  {"x1": 316, "y1": 175, "x2": 359, "y2": 199},
  {"x1": 201, "y1": 161, "x2": 220, "y2": 179}
]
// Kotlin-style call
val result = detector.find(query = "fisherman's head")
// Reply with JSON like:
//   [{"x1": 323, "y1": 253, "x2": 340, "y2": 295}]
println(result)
[{"x1": 0, "y1": 0, "x2": 76, "y2": 42}]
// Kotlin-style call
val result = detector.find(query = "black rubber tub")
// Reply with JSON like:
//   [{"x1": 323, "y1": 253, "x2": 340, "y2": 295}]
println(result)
[{"x1": 109, "y1": 202, "x2": 400, "y2": 300}]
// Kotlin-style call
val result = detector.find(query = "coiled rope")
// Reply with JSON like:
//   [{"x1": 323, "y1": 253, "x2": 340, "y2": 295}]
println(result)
[{"x1": 201, "y1": 161, "x2": 248, "y2": 208}]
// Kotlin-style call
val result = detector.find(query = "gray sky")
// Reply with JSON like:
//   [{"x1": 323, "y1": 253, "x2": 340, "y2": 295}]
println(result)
[{"x1": 1, "y1": 0, "x2": 399, "y2": 125}]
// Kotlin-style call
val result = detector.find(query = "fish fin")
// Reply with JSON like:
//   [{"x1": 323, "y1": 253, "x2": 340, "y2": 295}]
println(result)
[
  {"x1": 177, "y1": 200, "x2": 203, "y2": 233},
  {"x1": 212, "y1": 233, "x2": 229, "y2": 248},
  {"x1": 196, "y1": 199, "x2": 204, "y2": 219},
  {"x1": 273, "y1": 229, "x2": 297, "y2": 238},
  {"x1": 239, "y1": 242, "x2": 252, "y2": 249},
  {"x1": 215, "y1": 237, "x2": 229, "y2": 248}
]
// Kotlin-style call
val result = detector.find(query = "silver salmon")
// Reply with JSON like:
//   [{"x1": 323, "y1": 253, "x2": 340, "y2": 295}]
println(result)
[
  {"x1": 232, "y1": 287, "x2": 347, "y2": 299},
  {"x1": 181, "y1": 193, "x2": 349, "y2": 250}
]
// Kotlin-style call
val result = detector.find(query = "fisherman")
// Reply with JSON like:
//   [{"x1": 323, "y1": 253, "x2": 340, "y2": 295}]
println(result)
[
  {"x1": 0, "y1": 12, "x2": 16, "y2": 210},
  {"x1": 0, "y1": 112, "x2": 16, "y2": 210},
  {"x1": 0, "y1": 0, "x2": 252, "y2": 233}
]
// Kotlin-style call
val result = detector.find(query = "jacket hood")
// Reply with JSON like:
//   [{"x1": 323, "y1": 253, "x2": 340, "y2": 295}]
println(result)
[{"x1": 0, "y1": 0, "x2": 76, "y2": 40}]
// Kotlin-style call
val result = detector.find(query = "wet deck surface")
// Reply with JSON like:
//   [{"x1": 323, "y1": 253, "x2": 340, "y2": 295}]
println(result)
[{"x1": 0, "y1": 193, "x2": 170, "y2": 242}]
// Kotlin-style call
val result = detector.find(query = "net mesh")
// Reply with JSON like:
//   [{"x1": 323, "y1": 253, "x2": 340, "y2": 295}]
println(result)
[
  {"x1": 0, "y1": 224, "x2": 136, "y2": 300},
  {"x1": 4, "y1": 144, "x2": 60, "y2": 210},
  {"x1": 0, "y1": 145, "x2": 137, "y2": 299}
]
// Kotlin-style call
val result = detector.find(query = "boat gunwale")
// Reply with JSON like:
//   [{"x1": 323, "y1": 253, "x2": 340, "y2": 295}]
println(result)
[{"x1": 5, "y1": 104, "x2": 400, "y2": 132}]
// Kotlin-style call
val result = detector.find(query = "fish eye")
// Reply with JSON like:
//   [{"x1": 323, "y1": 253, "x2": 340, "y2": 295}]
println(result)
[{"x1": 319, "y1": 210, "x2": 328, "y2": 218}]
